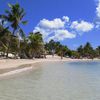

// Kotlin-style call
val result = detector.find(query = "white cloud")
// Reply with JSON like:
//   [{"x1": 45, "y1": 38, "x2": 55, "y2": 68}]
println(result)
[
  {"x1": 33, "y1": 17, "x2": 95, "y2": 42},
  {"x1": 95, "y1": 21, "x2": 100, "y2": 28},
  {"x1": 62, "y1": 16, "x2": 69, "y2": 22},
  {"x1": 33, "y1": 17, "x2": 76, "y2": 42},
  {"x1": 71, "y1": 20, "x2": 94, "y2": 32},
  {"x1": 38, "y1": 18, "x2": 65, "y2": 29},
  {"x1": 48, "y1": 30, "x2": 76, "y2": 41},
  {"x1": 33, "y1": 27, "x2": 75, "y2": 42},
  {"x1": 33, "y1": 1, "x2": 100, "y2": 42},
  {"x1": 96, "y1": 0, "x2": 100, "y2": 18},
  {"x1": 33, "y1": 27, "x2": 50, "y2": 39},
  {"x1": 95, "y1": 0, "x2": 100, "y2": 28}
]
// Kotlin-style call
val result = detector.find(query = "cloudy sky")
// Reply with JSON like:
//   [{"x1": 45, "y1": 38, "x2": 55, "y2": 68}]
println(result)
[{"x1": 0, "y1": 0, "x2": 100, "y2": 49}]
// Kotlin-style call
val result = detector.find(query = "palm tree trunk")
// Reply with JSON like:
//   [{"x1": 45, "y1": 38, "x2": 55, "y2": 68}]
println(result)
[
  {"x1": 61, "y1": 51, "x2": 63, "y2": 59},
  {"x1": 6, "y1": 50, "x2": 9, "y2": 58},
  {"x1": 6, "y1": 44, "x2": 10, "y2": 58},
  {"x1": 17, "y1": 37, "x2": 20, "y2": 58},
  {"x1": 16, "y1": 30, "x2": 21, "y2": 58}
]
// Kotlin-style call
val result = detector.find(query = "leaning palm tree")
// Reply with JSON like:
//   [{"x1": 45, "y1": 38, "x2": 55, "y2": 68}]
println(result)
[
  {"x1": 0, "y1": 3, "x2": 27, "y2": 57},
  {"x1": 1, "y1": 3, "x2": 27, "y2": 35}
]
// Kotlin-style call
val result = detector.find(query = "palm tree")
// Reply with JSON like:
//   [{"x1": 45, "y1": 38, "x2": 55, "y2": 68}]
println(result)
[
  {"x1": 45, "y1": 39, "x2": 56, "y2": 56},
  {"x1": 77, "y1": 45, "x2": 84, "y2": 58},
  {"x1": 1, "y1": 3, "x2": 27, "y2": 35},
  {"x1": 83, "y1": 42, "x2": 94, "y2": 59},
  {"x1": 0, "y1": 21, "x2": 12, "y2": 58},
  {"x1": 0, "y1": 3, "x2": 27, "y2": 57},
  {"x1": 95, "y1": 46, "x2": 100, "y2": 58},
  {"x1": 28, "y1": 32, "x2": 44, "y2": 58}
]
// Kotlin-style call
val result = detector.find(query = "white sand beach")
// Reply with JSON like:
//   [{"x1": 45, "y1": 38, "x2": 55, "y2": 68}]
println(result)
[
  {"x1": 0, "y1": 55, "x2": 61, "y2": 69},
  {"x1": 0, "y1": 55, "x2": 99, "y2": 77}
]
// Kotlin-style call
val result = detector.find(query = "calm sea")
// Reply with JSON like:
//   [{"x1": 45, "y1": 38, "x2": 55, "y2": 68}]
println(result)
[{"x1": 0, "y1": 61, "x2": 100, "y2": 100}]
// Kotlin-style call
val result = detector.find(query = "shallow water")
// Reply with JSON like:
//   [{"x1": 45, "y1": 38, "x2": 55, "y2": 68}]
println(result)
[{"x1": 0, "y1": 61, "x2": 100, "y2": 100}]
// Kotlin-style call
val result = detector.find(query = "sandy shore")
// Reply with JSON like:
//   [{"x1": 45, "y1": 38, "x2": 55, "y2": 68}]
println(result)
[
  {"x1": 0, "y1": 55, "x2": 99, "y2": 69},
  {"x1": 0, "y1": 55, "x2": 100, "y2": 77}
]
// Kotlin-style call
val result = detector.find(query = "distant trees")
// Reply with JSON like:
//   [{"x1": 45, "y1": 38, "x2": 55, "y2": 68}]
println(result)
[
  {"x1": 77, "y1": 45, "x2": 83, "y2": 57},
  {"x1": 95, "y1": 46, "x2": 100, "y2": 58},
  {"x1": 45, "y1": 40, "x2": 100, "y2": 59},
  {"x1": 45, "y1": 40, "x2": 69, "y2": 59},
  {"x1": 77, "y1": 42, "x2": 94, "y2": 59},
  {"x1": 45, "y1": 40, "x2": 56, "y2": 56},
  {"x1": 83, "y1": 42, "x2": 94, "y2": 58}
]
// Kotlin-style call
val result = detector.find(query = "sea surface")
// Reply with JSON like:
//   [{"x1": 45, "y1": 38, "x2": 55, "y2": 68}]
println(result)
[{"x1": 0, "y1": 61, "x2": 100, "y2": 100}]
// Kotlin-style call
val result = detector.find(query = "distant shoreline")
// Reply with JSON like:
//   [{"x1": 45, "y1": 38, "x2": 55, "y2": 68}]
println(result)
[{"x1": 0, "y1": 55, "x2": 100, "y2": 77}]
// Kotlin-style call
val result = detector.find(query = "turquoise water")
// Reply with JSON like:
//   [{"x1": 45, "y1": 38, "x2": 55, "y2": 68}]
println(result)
[{"x1": 0, "y1": 61, "x2": 100, "y2": 100}]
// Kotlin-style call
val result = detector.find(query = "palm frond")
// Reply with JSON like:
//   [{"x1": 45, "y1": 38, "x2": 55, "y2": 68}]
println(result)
[
  {"x1": 22, "y1": 21, "x2": 27, "y2": 25},
  {"x1": 0, "y1": 15, "x2": 8, "y2": 20},
  {"x1": 8, "y1": 3, "x2": 13, "y2": 8}
]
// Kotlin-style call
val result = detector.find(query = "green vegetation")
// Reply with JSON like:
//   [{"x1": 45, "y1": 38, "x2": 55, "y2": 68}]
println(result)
[
  {"x1": 45, "y1": 40, "x2": 100, "y2": 59},
  {"x1": 0, "y1": 3, "x2": 100, "y2": 59}
]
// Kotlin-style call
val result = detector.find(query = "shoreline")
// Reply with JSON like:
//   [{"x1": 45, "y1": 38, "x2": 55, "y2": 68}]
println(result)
[{"x1": 0, "y1": 55, "x2": 100, "y2": 77}]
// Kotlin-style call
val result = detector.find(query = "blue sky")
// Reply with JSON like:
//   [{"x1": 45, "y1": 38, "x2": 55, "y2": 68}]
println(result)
[{"x1": 0, "y1": 0, "x2": 100, "y2": 49}]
